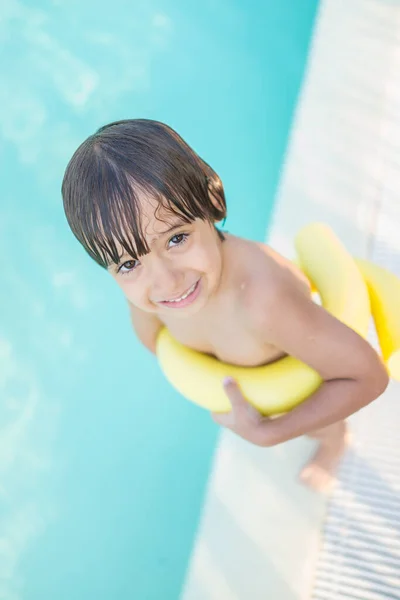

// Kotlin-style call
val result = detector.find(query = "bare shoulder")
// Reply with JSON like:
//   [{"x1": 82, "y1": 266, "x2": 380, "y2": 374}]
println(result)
[
  {"x1": 128, "y1": 303, "x2": 163, "y2": 353},
  {"x1": 228, "y1": 236, "x2": 311, "y2": 332}
]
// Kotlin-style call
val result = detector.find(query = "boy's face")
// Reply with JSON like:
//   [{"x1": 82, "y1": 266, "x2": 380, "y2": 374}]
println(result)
[{"x1": 108, "y1": 196, "x2": 224, "y2": 318}]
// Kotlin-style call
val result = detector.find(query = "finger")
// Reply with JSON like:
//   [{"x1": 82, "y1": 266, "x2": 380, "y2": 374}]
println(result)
[
  {"x1": 211, "y1": 410, "x2": 234, "y2": 427},
  {"x1": 223, "y1": 376, "x2": 264, "y2": 422},
  {"x1": 222, "y1": 377, "x2": 247, "y2": 410}
]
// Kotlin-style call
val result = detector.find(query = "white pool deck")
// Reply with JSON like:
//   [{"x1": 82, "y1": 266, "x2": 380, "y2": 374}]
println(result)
[{"x1": 182, "y1": 1, "x2": 400, "y2": 599}]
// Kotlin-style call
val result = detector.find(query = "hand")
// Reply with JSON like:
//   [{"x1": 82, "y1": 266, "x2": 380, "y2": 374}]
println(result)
[{"x1": 211, "y1": 377, "x2": 279, "y2": 447}]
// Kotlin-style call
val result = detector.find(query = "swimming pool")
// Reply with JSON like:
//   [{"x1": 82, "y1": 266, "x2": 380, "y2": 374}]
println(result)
[{"x1": 0, "y1": 1, "x2": 318, "y2": 598}]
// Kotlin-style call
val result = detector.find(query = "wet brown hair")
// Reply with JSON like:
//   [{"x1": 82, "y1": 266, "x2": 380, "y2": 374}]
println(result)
[{"x1": 62, "y1": 119, "x2": 227, "y2": 268}]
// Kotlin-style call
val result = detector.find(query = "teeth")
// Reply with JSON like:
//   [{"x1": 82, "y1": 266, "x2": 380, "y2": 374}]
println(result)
[{"x1": 168, "y1": 282, "x2": 196, "y2": 303}]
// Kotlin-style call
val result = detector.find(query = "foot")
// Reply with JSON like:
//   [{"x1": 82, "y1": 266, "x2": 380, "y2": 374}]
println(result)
[{"x1": 300, "y1": 421, "x2": 351, "y2": 493}]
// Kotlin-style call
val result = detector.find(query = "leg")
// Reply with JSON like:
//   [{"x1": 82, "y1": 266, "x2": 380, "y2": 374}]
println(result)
[{"x1": 300, "y1": 420, "x2": 351, "y2": 492}]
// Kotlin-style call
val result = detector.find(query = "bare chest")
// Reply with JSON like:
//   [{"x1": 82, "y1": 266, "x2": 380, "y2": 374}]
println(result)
[{"x1": 161, "y1": 307, "x2": 284, "y2": 367}]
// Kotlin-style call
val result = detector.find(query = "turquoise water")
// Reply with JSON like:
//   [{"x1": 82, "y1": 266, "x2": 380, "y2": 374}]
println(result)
[{"x1": 1, "y1": 1, "x2": 318, "y2": 598}]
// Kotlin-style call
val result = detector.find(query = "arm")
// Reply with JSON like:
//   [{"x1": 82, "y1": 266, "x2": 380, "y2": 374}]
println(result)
[
  {"x1": 260, "y1": 284, "x2": 389, "y2": 444},
  {"x1": 214, "y1": 282, "x2": 389, "y2": 446},
  {"x1": 128, "y1": 303, "x2": 163, "y2": 355}
]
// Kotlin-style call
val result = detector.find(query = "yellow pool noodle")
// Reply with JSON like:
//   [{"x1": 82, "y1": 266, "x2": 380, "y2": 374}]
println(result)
[
  {"x1": 295, "y1": 224, "x2": 371, "y2": 338},
  {"x1": 157, "y1": 223, "x2": 371, "y2": 416},
  {"x1": 356, "y1": 258, "x2": 400, "y2": 381}
]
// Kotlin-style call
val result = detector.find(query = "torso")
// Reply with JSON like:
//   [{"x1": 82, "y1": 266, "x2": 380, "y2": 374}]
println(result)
[{"x1": 160, "y1": 235, "x2": 311, "y2": 367}]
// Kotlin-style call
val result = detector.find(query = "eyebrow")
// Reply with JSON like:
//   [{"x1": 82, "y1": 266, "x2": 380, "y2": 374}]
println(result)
[
  {"x1": 107, "y1": 219, "x2": 189, "y2": 270},
  {"x1": 159, "y1": 221, "x2": 187, "y2": 236}
]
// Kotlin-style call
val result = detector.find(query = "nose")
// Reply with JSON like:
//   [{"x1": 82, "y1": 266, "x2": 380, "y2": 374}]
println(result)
[{"x1": 149, "y1": 257, "x2": 183, "y2": 300}]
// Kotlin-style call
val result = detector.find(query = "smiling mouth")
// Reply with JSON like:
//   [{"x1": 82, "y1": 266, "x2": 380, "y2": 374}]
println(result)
[{"x1": 158, "y1": 280, "x2": 200, "y2": 307}]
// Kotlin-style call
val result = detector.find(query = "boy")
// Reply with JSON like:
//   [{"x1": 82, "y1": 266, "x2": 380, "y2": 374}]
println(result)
[{"x1": 62, "y1": 119, "x2": 389, "y2": 491}]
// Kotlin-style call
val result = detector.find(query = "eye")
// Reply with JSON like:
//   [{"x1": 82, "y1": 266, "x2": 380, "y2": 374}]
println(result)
[
  {"x1": 118, "y1": 259, "x2": 140, "y2": 274},
  {"x1": 168, "y1": 233, "x2": 189, "y2": 248}
]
